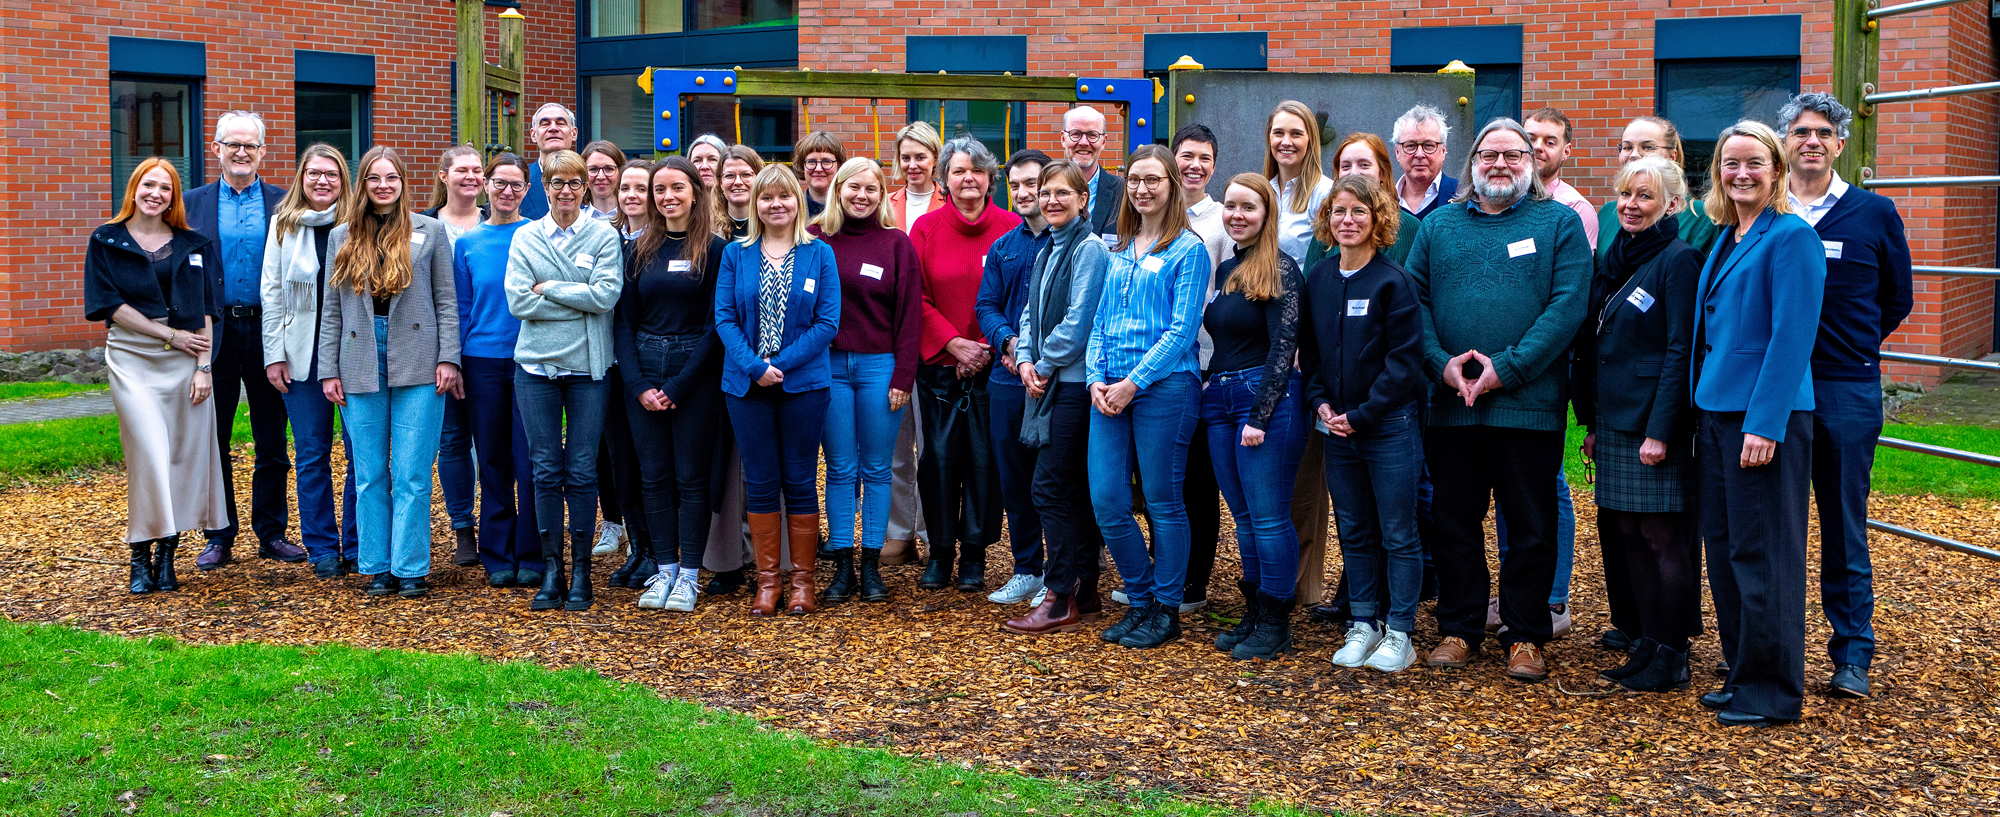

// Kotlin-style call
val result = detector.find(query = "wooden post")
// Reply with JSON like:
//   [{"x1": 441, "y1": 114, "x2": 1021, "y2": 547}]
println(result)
[
  {"x1": 498, "y1": 9, "x2": 526, "y2": 155},
  {"x1": 455, "y1": 0, "x2": 485, "y2": 153},
  {"x1": 1832, "y1": 0, "x2": 1878, "y2": 182}
]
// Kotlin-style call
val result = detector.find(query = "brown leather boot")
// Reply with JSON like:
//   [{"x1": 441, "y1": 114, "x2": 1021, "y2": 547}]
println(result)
[
  {"x1": 1002, "y1": 591, "x2": 1082, "y2": 635},
  {"x1": 785, "y1": 513, "x2": 820, "y2": 615},
  {"x1": 747, "y1": 512, "x2": 784, "y2": 617}
]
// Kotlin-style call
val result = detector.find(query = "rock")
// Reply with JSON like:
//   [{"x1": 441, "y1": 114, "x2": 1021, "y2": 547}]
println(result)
[{"x1": 0, "y1": 348, "x2": 109, "y2": 384}]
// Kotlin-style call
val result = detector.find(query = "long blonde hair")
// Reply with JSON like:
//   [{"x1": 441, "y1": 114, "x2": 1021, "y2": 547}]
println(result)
[
  {"x1": 332, "y1": 146, "x2": 414, "y2": 297},
  {"x1": 815, "y1": 157, "x2": 894, "y2": 235},
  {"x1": 1262, "y1": 100, "x2": 1326, "y2": 214},
  {"x1": 274, "y1": 143, "x2": 350, "y2": 239},
  {"x1": 1220, "y1": 174, "x2": 1284, "y2": 301}
]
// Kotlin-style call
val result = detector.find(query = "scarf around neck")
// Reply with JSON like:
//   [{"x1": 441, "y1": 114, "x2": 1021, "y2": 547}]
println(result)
[
  {"x1": 1605, "y1": 212, "x2": 1676, "y2": 288},
  {"x1": 280, "y1": 206, "x2": 339, "y2": 314},
  {"x1": 1019, "y1": 215, "x2": 1095, "y2": 448}
]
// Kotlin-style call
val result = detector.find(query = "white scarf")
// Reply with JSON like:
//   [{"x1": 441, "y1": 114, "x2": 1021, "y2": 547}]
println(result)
[{"x1": 280, "y1": 206, "x2": 339, "y2": 315}]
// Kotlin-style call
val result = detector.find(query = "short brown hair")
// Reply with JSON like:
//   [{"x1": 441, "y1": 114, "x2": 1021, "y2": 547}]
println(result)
[
  {"x1": 1525, "y1": 107, "x2": 1572, "y2": 144},
  {"x1": 794, "y1": 131, "x2": 847, "y2": 166},
  {"x1": 1322, "y1": 173, "x2": 1401, "y2": 251}
]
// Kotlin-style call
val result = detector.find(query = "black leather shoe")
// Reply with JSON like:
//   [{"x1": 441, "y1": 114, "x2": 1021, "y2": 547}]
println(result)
[
  {"x1": 313, "y1": 558, "x2": 342, "y2": 580},
  {"x1": 1119, "y1": 603, "x2": 1182, "y2": 649},
  {"x1": 257, "y1": 537, "x2": 308, "y2": 563},
  {"x1": 816, "y1": 532, "x2": 836, "y2": 560},
  {"x1": 338, "y1": 558, "x2": 358, "y2": 577},
  {"x1": 1100, "y1": 602, "x2": 1152, "y2": 644},
  {"x1": 487, "y1": 569, "x2": 516, "y2": 588},
  {"x1": 1717, "y1": 709, "x2": 1786, "y2": 728},
  {"x1": 398, "y1": 577, "x2": 431, "y2": 598},
  {"x1": 954, "y1": 543, "x2": 986, "y2": 592},
  {"x1": 564, "y1": 530, "x2": 595, "y2": 611},
  {"x1": 1598, "y1": 638, "x2": 1656, "y2": 682},
  {"x1": 918, "y1": 542, "x2": 955, "y2": 590},
  {"x1": 609, "y1": 539, "x2": 646, "y2": 588},
  {"x1": 1714, "y1": 657, "x2": 1730, "y2": 677},
  {"x1": 858, "y1": 548, "x2": 890, "y2": 603},
  {"x1": 1306, "y1": 602, "x2": 1346, "y2": 627},
  {"x1": 195, "y1": 538, "x2": 233, "y2": 572},
  {"x1": 150, "y1": 537, "x2": 180, "y2": 591},
  {"x1": 127, "y1": 543, "x2": 156, "y2": 594},
  {"x1": 1830, "y1": 664, "x2": 1871, "y2": 699},
  {"x1": 1617, "y1": 643, "x2": 1690, "y2": 693},
  {"x1": 530, "y1": 532, "x2": 566, "y2": 611},
  {"x1": 704, "y1": 567, "x2": 745, "y2": 596},
  {"x1": 823, "y1": 548, "x2": 858, "y2": 603},
  {"x1": 1229, "y1": 590, "x2": 1293, "y2": 660},
  {"x1": 452, "y1": 527, "x2": 480, "y2": 567},
  {"x1": 1699, "y1": 689, "x2": 1734, "y2": 710},
  {"x1": 365, "y1": 574, "x2": 400, "y2": 596},
  {"x1": 1215, "y1": 581, "x2": 1261, "y2": 652},
  {"x1": 1598, "y1": 628, "x2": 1635, "y2": 652},
  {"x1": 514, "y1": 569, "x2": 542, "y2": 588}
]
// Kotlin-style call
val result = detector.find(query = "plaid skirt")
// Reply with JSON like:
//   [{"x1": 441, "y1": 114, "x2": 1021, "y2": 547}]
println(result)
[{"x1": 1593, "y1": 426, "x2": 1692, "y2": 514}]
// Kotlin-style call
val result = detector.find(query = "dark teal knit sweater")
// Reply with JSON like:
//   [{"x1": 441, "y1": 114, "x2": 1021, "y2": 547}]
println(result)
[{"x1": 1406, "y1": 197, "x2": 1592, "y2": 431}]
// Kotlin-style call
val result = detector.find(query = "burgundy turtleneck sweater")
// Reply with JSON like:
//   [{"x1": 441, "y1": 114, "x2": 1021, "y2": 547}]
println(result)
[
  {"x1": 909, "y1": 201, "x2": 1023, "y2": 365},
  {"x1": 809, "y1": 217, "x2": 924, "y2": 391}
]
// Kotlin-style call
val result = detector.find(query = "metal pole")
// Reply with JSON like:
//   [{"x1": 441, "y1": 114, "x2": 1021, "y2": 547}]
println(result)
[
  {"x1": 1877, "y1": 437, "x2": 2000, "y2": 467},
  {"x1": 1865, "y1": 80, "x2": 2000, "y2": 104},
  {"x1": 1867, "y1": 0, "x2": 1978, "y2": 20},
  {"x1": 1880, "y1": 351, "x2": 2000, "y2": 373},
  {"x1": 1867, "y1": 519, "x2": 2000, "y2": 561},
  {"x1": 1915, "y1": 265, "x2": 2000, "y2": 280},
  {"x1": 1862, "y1": 175, "x2": 2000, "y2": 188}
]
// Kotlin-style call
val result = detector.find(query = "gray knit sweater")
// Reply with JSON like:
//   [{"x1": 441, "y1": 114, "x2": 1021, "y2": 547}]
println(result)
[{"x1": 504, "y1": 214, "x2": 624, "y2": 379}]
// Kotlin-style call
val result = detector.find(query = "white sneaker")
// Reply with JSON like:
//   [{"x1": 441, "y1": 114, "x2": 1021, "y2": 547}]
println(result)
[
  {"x1": 1029, "y1": 587, "x2": 1048, "y2": 607},
  {"x1": 593, "y1": 521, "x2": 627, "y2": 557},
  {"x1": 1111, "y1": 590, "x2": 1130, "y2": 606},
  {"x1": 1363, "y1": 629, "x2": 1417, "y2": 673},
  {"x1": 1331, "y1": 621, "x2": 1385, "y2": 668},
  {"x1": 1550, "y1": 604, "x2": 1573, "y2": 639},
  {"x1": 987, "y1": 573, "x2": 1044, "y2": 604},
  {"x1": 636, "y1": 564, "x2": 678, "y2": 609},
  {"x1": 663, "y1": 569, "x2": 701, "y2": 612},
  {"x1": 1178, "y1": 599, "x2": 1209, "y2": 614}
]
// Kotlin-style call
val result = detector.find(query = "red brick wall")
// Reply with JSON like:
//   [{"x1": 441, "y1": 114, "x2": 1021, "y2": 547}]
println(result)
[
  {"x1": 799, "y1": 0, "x2": 1999, "y2": 384},
  {"x1": 3, "y1": 0, "x2": 576, "y2": 352}
]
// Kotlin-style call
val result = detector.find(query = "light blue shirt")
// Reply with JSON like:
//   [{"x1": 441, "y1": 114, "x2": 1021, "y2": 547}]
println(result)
[
  {"x1": 219, "y1": 181, "x2": 267, "y2": 306},
  {"x1": 1085, "y1": 229, "x2": 1210, "y2": 389}
]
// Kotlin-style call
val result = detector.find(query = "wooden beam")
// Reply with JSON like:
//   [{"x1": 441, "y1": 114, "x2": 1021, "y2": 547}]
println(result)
[
  {"x1": 455, "y1": 0, "x2": 485, "y2": 150},
  {"x1": 1831, "y1": 0, "x2": 1877, "y2": 181},
  {"x1": 731, "y1": 69, "x2": 1081, "y2": 103}
]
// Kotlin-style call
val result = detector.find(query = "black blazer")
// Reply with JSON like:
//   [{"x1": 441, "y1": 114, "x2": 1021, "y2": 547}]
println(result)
[
  {"x1": 83, "y1": 223, "x2": 219, "y2": 331},
  {"x1": 1571, "y1": 237, "x2": 1701, "y2": 442},
  {"x1": 1088, "y1": 166, "x2": 1124, "y2": 235},
  {"x1": 183, "y1": 179, "x2": 285, "y2": 301},
  {"x1": 1297, "y1": 254, "x2": 1426, "y2": 435}
]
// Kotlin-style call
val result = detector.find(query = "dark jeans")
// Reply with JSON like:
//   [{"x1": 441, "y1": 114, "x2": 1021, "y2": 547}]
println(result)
[
  {"x1": 1600, "y1": 507, "x2": 1701, "y2": 651},
  {"x1": 1181, "y1": 408, "x2": 1223, "y2": 602},
  {"x1": 206, "y1": 313, "x2": 291, "y2": 543},
  {"x1": 1812, "y1": 378, "x2": 1880, "y2": 668},
  {"x1": 1323, "y1": 406, "x2": 1425, "y2": 633},
  {"x1": 1090, "y1": 371, "x2": 1200, "y2": 608},
  {"x1": 1426, "y1": 424, "x2": 1564, "y2": 647},
  {"x1": 988, "y1": 381, "x2": 1045, "y2": 575},
  {"x1": 280, "y1": 359, "x2": 358, "y2": 565},
  {"x1": 1202, "y1": 369, "x2": 1306, "y2": 601},
  {"x1": 916, "y1": 364, "x2": 1002, "y2": 549},
  {"x1": 726, "y1": 386, "x2": 830, "y2": 514},
  {"x1": 625, "y1": 333, "x2": 721, "y2": 569},
  {"x1": 1701, "y1": 409, "x2": 1811, "y2": 721},
  {"x1": 515, "y1": 368, "x2": 610, "y2": 535},
  {"x1": 463, "y1": 356, "x2": 541, "y2": 573},
  {"x1": 597, "y1": 365, "x2": 652, "y2": 549},
  {"x1": 1030, "y1": 382, "x2": 1102, "y2": 595},
  {"x1": 438, "y1": 393, "x2": 476, "y2": 530}
]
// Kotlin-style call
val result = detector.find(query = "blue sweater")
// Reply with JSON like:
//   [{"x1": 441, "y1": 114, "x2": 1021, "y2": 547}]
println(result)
[
  {"x1": 974, "y1": 221, "x2": 1052, "y2": 387},
  {"x1": 1807, "y1": 188, "x2": 1914, "y2": 382},
  {"x1": 453, "y1": 219, "x2": 533, "y2": 359}
]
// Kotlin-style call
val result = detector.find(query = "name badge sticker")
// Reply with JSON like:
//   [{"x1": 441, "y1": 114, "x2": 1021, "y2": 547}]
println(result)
[
  {"x1": 1101, "y1": 233, "x2": 1119, "y2": 245},
  {"x1": 803, "y1": 277, "x2": 816, "y2": 294},
  {"x1": 574, "y1": 251, "x2": 594, "y2": 268},
  {"x1": 1140, "y1": 255, "x2": 1165, "y2": 273},
  {"x1": 1347, "y1": 299, "x2": 1369, "y2": 317},
  {"x1": 1207, "y1": 290, "x2": 1219, "y2": 305},
  {"x1": 1507, "y1": 238, "x2": 1537, "y2": 258},
  {"x1": 1823, "y1": 240, "x2": 1844, "y2": 260},
  {"x1": 859, "y1": 263, "x2": 884, "y2": 280},
  {"x1": 411, "y1": 232, "x2": 427, "y2": 246},
  {"x1": 189, "y1": 253, "x2": 203, "y2": 268},
  {"x1": 1626, "y1": 287, "x2": 1656, "y2": 313},
  {"x1": 668, "y1": 260, "x2": 692, "y2": 272}
]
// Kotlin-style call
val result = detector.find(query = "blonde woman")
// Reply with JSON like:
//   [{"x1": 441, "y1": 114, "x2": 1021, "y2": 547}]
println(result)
[{"x1": 1264, "y1": 100, "x2": 1333, "y2": 266}]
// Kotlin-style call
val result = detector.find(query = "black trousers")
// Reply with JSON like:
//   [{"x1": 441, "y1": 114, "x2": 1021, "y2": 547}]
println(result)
[
  {"x1": 1030, "y1": 382, "x2": 1102, "y2": 594},
  {"x1": 1181, "y1": 419, "x2": 1222, "y2": 601},
  {"x1": 596, "y1": 365, "x2": 651, "y2": 550},
  {"x1": 206, "y1": 313, "x2": 291, "y2": 543},
  {"x1": 1700, "y1": 409, "x2": 1811, "y2": 721},
  {"x1": 988, "y1": 381, "x2": 1046, "y2": 575},
  {"x1": 1600, "y1": 507, "x2": 1702, "y2": 650},
  {"x1": 623, "y1": 335, "x2": 722, "y2": 569},
  {"x1": 1425, "y1": 424, "x2": 1564, "y2": 647},
  {"x1": 916, "y1": 364, "x2": 1002, "y2": 549}
]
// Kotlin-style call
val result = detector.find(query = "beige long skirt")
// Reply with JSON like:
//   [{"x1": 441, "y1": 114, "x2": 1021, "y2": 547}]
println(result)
[{"x1": 107, "y1": 324, "x2": 227, "y2": 543}]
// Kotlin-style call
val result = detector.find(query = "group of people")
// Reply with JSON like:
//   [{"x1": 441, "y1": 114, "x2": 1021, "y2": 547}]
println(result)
[{"x1": 87, "y1": 88, "x2": 1910, "y2": 728}]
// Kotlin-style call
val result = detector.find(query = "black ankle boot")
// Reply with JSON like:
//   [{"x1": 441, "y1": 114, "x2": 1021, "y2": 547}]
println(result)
[
  {"x1": 1118, "y1": 602, "x2": 1182, "y2": 649},
  {"x1": 704, "y1": 567, "x2": 745, "y2": 596},
  {"x1": 1619, "y1": 642, "x2": 1691, "y2": 692},
  {"x1": 530, "y1": 532, "x2": 566, "y2": 611},
  {"x1": 918, "y1": 541, "x2": 955, "y2": 590},
  {"x1": 954, "y1": 542, "x2": 986, "y2": 592},
  {"x1": 609, "y1": 538, "x2": 646, "y2": 588},
  {"x1": 150, "y1": 535, "x2": 180, "y2": 592},
  {"x1": 858, "y1": 547, "x2": 890, "y2": 602},
  {"x1": 1101, "y1": 601, "x2": 1152, "y2": 643},
  {"x1": 1232, "y1": 590, "x2": 1295, "y2": 660},
  {"x1": 824, "y1": 548, "x2": 858, "y2": 603},
  {"x1": 1599, "y1": 638, "x2": 1658, "y2": 682},
  {"x1": 127, "y1": 542, "x2": 156, "y2": 594},
  {"x1": 565, "y1": 530, "x2": 595, "y2": 611},
  {"x1": 1215, "y1": 580, "x2": 1261, "y2": 652}
]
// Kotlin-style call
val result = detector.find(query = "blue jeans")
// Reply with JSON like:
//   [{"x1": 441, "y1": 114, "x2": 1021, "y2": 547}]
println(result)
[
  {"x1": 1812, "y1": 378, "x2": 1881, "y2": 668},
  {"x1": 462, "y1": 355, "x2": 541, "y2": 574},
  {"x1": 1201, "y1": 369, "x2": 1306, "y2": 600},
  {"x1": 989, "y1": 381, "x2": 1046, "y2": 575},
  {"x1": 281, "y1": 360, "x2": 358, "y2": 566},
  {"x1": 342, "y1": 316, "x2": 446, "y2": 578},
  {"x1": 515, "y1": 368, "x2": 610, "y2": 535},
  {"x1": 822, "y1": 350, "x2": 905, "y2": 550},
  {"x1": 727, "y1": 385, "x2": 830, "y2": 514},
  {"x1": 1089, "y1": 371, "x2": 1199, "y2": 608},
  {"x1": 438, "y1": 393, "x2": 475, "y2": 529},
  {"x1": 1495, "y1": 468, "x2": 1576, "y2": 605},
  {"x1": 1323, "y1": 406, "x2": 1426, "y2": 633}
]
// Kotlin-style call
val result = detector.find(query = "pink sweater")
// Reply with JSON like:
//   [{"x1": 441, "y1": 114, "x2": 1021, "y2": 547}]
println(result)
[{"x1": 909, "y1": 202, "x2": 1023, "y2": 365}]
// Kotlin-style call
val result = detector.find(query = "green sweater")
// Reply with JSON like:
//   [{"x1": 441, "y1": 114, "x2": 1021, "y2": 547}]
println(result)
[{"x1": 1407, "y1": 197, "x2": 1592, "y2": 431}]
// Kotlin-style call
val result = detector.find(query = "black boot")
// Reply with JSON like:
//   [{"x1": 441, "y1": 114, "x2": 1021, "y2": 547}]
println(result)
[
  {"x1": 610, "y1": 531, "x2": 647, "y2": 588},
  {"x1": 1599, "y1": 638, "x2": 1657, "y2": 682},
  {"x1": 954, "y1": 542, "x2": 986, "y2": 592},
  {"x1": 1214, "y1": 580, "x2": 1260, "y2": 652},
  {"x1": 1619, "y1": 642, "x2": 1691, "y2": 692},
  {"x1": 824, "y1": 548, "x2": 858, "y2": 603},
  {"x1": 704, "y1": 567, "x2": 745, "y2": 596},
  {"x1": 858, "y1": 547, "x2": 890, "y2": 603},
  {"x1": 918, "y1": 541, "x2": 955, "y2": 590},
  {"x1": 127, "y1": 542, "x2": 156, "y2": 594},
  {"x1": 530, "y1": 532, "x2": 566, "y2": 611},
  {"x1": 625, "y1": 535, "x2": 659, "y2": 590},
  {"x1": 565, "y1": 530, "x2": 595, "y2": 611},
  {"x1": 150, "y1": 535, "x2": 180, "y2": 592},
  {"x1": 1118, "y1": 602, "x2": 1183, "y2": 649},
  {"x1": 1232, "y1": 590, "x2": 1295, "y2": 660},
  {"x1": 1100, "y1": 601, "x2": 1152, "y2": 644}
]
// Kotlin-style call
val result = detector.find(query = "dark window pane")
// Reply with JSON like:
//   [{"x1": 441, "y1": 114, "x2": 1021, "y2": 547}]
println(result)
[
  {"x1": 684, "y1": 97, "x2": 796, "y2": 160},
  {"x1": 590, "y1": 0, "x2": 682, "y2": 37},
  {"x1": 909, "y1": 100, "x2": 1024, "y2": 160},
  {"x1": 695, "y1": 0, "x2": 796, "y2": 30},
  {"x1": 297, "y1": 85, "x2": 369, "y2": 162},
  {"x1": 110, "y1": 77, "x2": 194, "y2": 189},
  {"x1": 589, "y1": 74, "x2": 656, "y2": 159},
  {"x1": 1658, "y1": 58, "x2": 1800, "y2": 194}
]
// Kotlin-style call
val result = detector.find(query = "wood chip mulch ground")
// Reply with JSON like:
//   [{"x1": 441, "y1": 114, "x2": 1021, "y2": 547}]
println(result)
[{"x1": 3, "y1": 459, "x2": 1998, "y2": 816}]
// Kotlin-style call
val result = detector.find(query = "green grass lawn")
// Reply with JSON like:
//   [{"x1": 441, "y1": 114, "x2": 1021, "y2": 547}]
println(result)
[
  {"x1": 0, "y1": 381, "x2": 107, "y2": 402},
  {"x1": 0, "y1": 403, "x2": 251, "y2": 483},
  {"x1": 0, "y1": 620, "x2": 1308, "y2": 817}
]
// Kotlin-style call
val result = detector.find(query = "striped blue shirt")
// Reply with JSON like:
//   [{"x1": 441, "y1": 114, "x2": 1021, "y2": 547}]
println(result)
[{"x1": 1086, "y1": 229, "x2": 1210, "y2": 389}]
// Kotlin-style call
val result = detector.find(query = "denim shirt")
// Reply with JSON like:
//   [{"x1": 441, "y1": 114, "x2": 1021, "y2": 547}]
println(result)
[
  {"x1": 974, "y1": 221, "x2": 1051, "y2": 387},
  {"x1": 219, "y1": 181, "x2": 268, "y2": 307},
  {"x1": 1085, "y1": 229, "x2": 1210, "y2": 389}
]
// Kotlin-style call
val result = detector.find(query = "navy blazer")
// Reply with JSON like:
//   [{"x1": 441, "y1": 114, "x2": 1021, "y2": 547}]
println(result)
[
  {"x1": 714, "y1": 237, "x2": 841, "y2": 396},
  {"x1": 1807, "y1": 186, "x2": 1914, "y2": 381},
  {"x1": 1572, "y1": 237, "x2": 1701, "y2": 442},
  {"x1": 1087, "y1": 166, "x2": 1124, "y2": 236},
  {"x1": 184, "y1": 179, "x2": 285, "y2": 302},
  {"x1": 1693, "y1": 208, "x2": 1827, "y2": 443}
]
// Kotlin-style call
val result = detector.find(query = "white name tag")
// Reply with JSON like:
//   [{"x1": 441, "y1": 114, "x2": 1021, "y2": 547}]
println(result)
[
  {"x1": 1140, "y1": 255, "x2": 1164, "y2": 273},
  {"x1": 668, "y1": 260, "x2": 692, "y2": 272},
  {"x1": 981, "y1": 255, "x2": 988, "y2": 270},
  {"x1": 859, "y1": 263, "x2": 884, "y2": 280},
  {"x1": 573, "y1": 251, "x2": 593, "y2": 268},
  {"x1": 1626, "y1": 287, "x2": 1656, "y2": 313},
  {"x1": 1507, "y1": 238, "x2": 1537, "y2": 258},
  {"x1": 1207, "y1": 290, "x2": 1219, "y2": 305},
  {"x1": 1347, "y1": 299, "x2": 1369, "y2": 317},
  {"x1": 411, "y1": 233, "x2": 427, "y2": 246},
  {"x1": 803, "y1": 277, "x2": 816, "y2": 294},
  {"x1": 189, "y1": 253, "x2": 203, "y2": 267},
  {"x1": 1101, "y1": 233, "x2": 1119, "y2": 245},
  {"x1": 1823, "y1": 240, "x2": 1844, "y2": 260}
]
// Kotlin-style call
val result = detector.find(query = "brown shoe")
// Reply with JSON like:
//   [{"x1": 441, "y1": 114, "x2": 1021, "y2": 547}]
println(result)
[
  {"x1": 1428, "y1": 636, "x2": 1473, "y2": 669},
  {"x1": 1506, "y1": 642, "x2": 1549, "y2": 682},
  {"x1": 1003, "y1": 592, "x2": 1083, "y2": 635},
  {"x1": 879, "y1": 537, "x2": 920, "y2": 566},
  {"x1": 785, "y1": 513, "x2": 820, "y2": 615},
  {"x1": 747, "y1": 512, "x2": 784, "y2": 617}
]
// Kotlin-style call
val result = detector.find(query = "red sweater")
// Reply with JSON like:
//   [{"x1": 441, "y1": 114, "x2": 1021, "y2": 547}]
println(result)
[{"x1": 910, "y1": 202, "x2": 1022, "y2": 365}]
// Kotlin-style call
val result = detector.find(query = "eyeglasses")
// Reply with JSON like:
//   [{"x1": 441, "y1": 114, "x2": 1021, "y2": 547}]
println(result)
[
  {"x1": 1397, "y1": 140, "x2": 1442, "y2": 155},
  {"x1": 1063, "y1": 129, "x2": 1106, "y2": 144},
  {"x1": 217, "y1": 140, "x2": 263, "y2": 153},
  {"x1": 1474, "y1": 149, "x2": 1529, "y2": 166},
  {"x1": 1125, "y1": 175, "x2": 1168, "y2": 190},
  {"x1": 1719, "y1": 159, "x2": 1772, "y2": 173},
  {"x1": 1789, "y1": 126, "x2": 1838, "y2": 141},
  {"x1": 1039, "y1": 188, "x2": 1079, "y2": 201},
  {"x1": 363, "y1": 174, "x2": 402, "y2": 185},
  {"x1": 489, "y1": 179, "x2": 526, "y2": 192},
  {"x1": 1325, "y1": 206, "x2": 1372, "y2": 220},
  {"x1": 721, "y1": 172, "x2": 755, "y2": 184},
  {"x1": 545, "y1": 178, "x2": 587, "y2": 190},
  {"x1": 803, "y1": 158, "x2": 839, "y2": 169},
  {"x1": 303, "y1": 170, "x2": 340, "y2": 182},
  {"x1": 1618, "y1": 141, "x2": 1664, "y2": 156},
  {"x1": 586, "y1": 166, "x2": 619, "y2": 177}
]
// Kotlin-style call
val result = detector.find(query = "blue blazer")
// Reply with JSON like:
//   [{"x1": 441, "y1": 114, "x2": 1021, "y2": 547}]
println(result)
[
  {"x1": 1693, "y1": 208, "x2": 1826, "y2": 443},
  {"x1": 714, "y1": 237, "x2": 841, "y2": 396}
]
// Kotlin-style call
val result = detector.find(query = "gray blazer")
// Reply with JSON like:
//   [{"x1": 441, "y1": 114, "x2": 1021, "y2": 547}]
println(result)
[{"x1": 316, "y1": 213, "x2": 460, "y2": 394}]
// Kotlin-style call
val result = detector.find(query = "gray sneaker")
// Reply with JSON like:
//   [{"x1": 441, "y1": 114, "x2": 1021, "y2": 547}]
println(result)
[{"x1": 986, "y1": 573, "x2": 1044, "y2": 604}]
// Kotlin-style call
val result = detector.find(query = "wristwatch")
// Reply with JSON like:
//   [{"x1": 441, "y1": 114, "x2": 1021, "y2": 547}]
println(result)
[{"x1": 197, "y1": 364, "x2": 212, "y2": 373}]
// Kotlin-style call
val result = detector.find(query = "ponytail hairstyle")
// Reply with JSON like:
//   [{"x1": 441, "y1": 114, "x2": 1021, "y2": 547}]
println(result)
[
  {"x1": 1633, "y1": 115, "x2": 1687, "y2": 165},
  {"x1": 331, "y1": 145, "x2": 414, "y2": 297},
  {"x1": 1219, "y1": 174, "x2": 1284, "y2": 301},
  {"x1": 426, "y1": 143, "x2": 485, "y2": 212},
  {"x1": 631, "y1": 155, "x2": 715, "y2": 277},
  {"x1": 274, "y1": 142, "x2": 351, "y2": 240}
]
